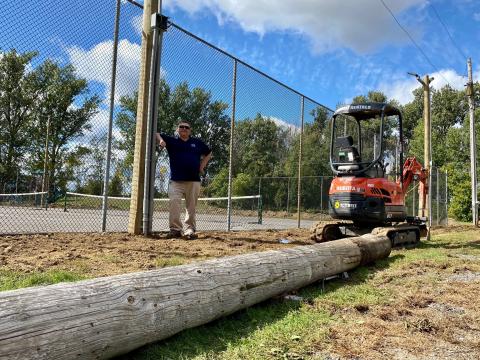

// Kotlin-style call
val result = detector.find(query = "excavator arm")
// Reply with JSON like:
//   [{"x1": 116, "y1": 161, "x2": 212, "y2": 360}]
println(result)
[{"x1": 401, "y1": 156, "x2": 428, "y2": 199}]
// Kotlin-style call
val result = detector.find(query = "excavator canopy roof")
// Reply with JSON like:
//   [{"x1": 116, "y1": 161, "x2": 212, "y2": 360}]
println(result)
[{"x1": 333, "y1": 102, "x2": 401, "y2": 120}]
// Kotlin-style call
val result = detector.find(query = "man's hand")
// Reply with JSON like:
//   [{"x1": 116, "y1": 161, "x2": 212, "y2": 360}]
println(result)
[
  {"x1": 156, "y1": 133, "x2": 166, "y2": 148},
  {"x1": 199, "y1": 165, "x2": 205, "y2": 176}
]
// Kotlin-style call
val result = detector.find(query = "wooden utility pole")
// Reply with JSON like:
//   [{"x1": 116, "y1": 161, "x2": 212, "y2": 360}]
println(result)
[
  {"x1": 128, "y1": 0, "x2": 158, "y2": 234},
  {"x1": 467, "y1": 58, "x2": 478, "y2": 226},
  {"x1": 0, "y1": 235, "x2": 391, "y2": 359},
  {"x1": 409, "y1": 73, "x2": 433, "y2": 222}
]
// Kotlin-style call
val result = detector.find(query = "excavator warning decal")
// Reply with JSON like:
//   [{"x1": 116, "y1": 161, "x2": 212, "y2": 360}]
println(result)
[{"x1": 334, "y1": 201, "x2": 340, "y2": 209}]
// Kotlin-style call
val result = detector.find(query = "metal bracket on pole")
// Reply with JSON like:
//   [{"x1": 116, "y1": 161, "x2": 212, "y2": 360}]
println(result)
[{"x1": 151, "y1": 13, "x2": 169, "y2": 31}]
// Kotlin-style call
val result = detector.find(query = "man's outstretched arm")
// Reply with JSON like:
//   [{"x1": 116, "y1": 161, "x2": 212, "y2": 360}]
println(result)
[{"x1": 199, "y1": 152, "x2": 212, "y2": 175}]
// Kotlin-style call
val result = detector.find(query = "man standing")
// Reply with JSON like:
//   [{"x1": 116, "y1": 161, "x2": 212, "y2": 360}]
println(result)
[{"x1": 156, "y1": 120, "x2": 212, "y2": 239}]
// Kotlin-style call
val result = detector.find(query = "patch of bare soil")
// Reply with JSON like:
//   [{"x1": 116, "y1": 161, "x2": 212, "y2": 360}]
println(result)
[
  {"x1": 0, "y1": 229, "x2": 314, "y2": 277},
  {"x1": 319, "y1": 228, "x2": 480, "y2": 360}
]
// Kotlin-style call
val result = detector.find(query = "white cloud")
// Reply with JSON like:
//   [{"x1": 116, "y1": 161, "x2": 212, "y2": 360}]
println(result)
[
  {"x1": 131, "y1": 14, "x2": 143, "y2": 36},
  {"x1": 378, "y1": 68, "x2": 469, "y2": 104},
  {"x1": 164, "y1": 0, "x2": 426, "y2": 53},
  {"x1": 264, "y1": 115, "x2": 300, "y2": 134},
  {"x1": 66, "y1": 39, "x2": 141, "y2": 104},
  {"x1": 89, "y1": 108, "x2": 110, "y2": 136},
  {"x1": 474, "y1": 12, "x2": 480, "y2": 21}
]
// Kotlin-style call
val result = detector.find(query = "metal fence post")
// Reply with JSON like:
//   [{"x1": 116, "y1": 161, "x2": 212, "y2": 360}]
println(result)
[
  {"x1": 257, "y1": 195, "x2": 263, "y2": 224},
  {"x1": 436, "y1": 167, "x2": 439, "y2": 226},
  {"x1": 143, "y1": 0, "x2": 165, "y2": 235},
  {"x1": 286, "y1": 177, "x2": 291, "y2": 214},
  {"x1": 227, "y1": 59, "x2": 237, "y2": 231},
  {"x1": 445, "y1": 169, "x2": 448, "y2": 226},
  {"x1": 101, "y1": 0, "x2": 121, "y2": 232},
  {"x1": 297, "y1": 96, "x2": 304, "y2": 228},
  {"x1": 320, "y1": 177, "x2": 323, "y2": 211}
]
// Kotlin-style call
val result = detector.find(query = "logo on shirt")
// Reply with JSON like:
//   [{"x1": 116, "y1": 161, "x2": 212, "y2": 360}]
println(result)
[{"x1": 191, "y1": 143, "x2": 196, "y2": 148}]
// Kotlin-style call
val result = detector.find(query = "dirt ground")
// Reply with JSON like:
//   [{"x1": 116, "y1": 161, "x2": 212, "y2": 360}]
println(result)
[{"x1": 0, "y1": 229, "x2": 314, "y2": 277}]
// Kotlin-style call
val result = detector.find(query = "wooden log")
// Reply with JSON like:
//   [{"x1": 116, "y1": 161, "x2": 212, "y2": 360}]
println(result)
[{"x1": 0, "y1": 234, "x2": 390, "y2": 359}]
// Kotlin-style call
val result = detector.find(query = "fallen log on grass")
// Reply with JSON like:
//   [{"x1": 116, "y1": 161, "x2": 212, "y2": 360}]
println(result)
[{"x1": 0, "y1": 234, "x2": 391, "y2": 359}]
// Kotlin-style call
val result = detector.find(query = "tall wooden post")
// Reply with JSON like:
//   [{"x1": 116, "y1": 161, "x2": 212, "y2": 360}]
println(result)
[
  {"x1": 423, "y1": 74, "x2": 433, "y2": 227},
  {"x1": 410, "y1": 74, "x2": 433, "y2": 221},
  {"x1": 467, "y1": 58, "x2": 478, "y2": 226},
  {"x1": 128, "y1": 0, "x2": 158, "y2": 234}
]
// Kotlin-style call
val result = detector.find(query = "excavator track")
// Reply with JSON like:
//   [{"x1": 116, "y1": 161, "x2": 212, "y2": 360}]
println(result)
[
  {"x1": 310, "y1": 221, "x2": 426, "y2": 248},
  {"x1": 310, "y1": 221, "x2": 352, "y2": 242},
  {"x1": 371, "y1": 224, "x2": 425, "y2": 248}
]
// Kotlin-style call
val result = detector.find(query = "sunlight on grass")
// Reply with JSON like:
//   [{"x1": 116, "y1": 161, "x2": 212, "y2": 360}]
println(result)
[
  {"x1": 155, "y1": 256, "x2": 186, "y2": 268},
  {"x1": 0, "y1": 270, "x2": 86, "y2": 291},
  {"x1": 125, "y1": 300, "x2": 332, "y2": 360}
]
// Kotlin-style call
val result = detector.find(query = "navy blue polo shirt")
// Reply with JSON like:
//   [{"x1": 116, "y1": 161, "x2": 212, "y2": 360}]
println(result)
[{"x1": 161, "y1": 134, "x2": 211, "y2": 181}]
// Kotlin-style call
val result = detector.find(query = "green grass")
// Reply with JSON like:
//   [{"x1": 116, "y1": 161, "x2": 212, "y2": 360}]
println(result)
[
  {"x1": 155, "y1": 256, "x2": 187, "y2": 268},
  {"x1": 0, "y1": 269, "x2": 86, "y2": 292}
]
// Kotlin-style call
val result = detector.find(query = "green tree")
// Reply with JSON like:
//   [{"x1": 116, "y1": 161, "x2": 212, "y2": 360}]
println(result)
[
  {"x1": 28, "y1": 60, "x2": 100, "y2": 196},
  {"x1": 115, "y1": 80, "x2": 230, "y2": 184},
  {"x1": 0, "y1": 50, "x2": 39, "y2": 191},
  {"x1": 286, "y1": 106, "x2": 332, "y2": 211},
  {"x1": 401, "y1": 87, "x2": 423, "y2": 150},
  {"x1": 108, "y1": 170, "x2": 123, "y2": 197},
  {"x1": 408, "y1": 85, "x2": 468, "y2": 167},
  {"x1": 233, "y1": 114, "x2": 289, "y2": 177}
]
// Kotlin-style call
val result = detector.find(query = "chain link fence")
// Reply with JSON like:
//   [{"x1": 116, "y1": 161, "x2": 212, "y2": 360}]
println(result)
[
  {"x1": 0, "y1": 0, "x2": 335, "y2": 234},
  {"x1": 0, "y1": 1, "x2": 451, "y2": 234},
  {"x1": 404, "y1": 166, "x2": 448, "y2": 226}
]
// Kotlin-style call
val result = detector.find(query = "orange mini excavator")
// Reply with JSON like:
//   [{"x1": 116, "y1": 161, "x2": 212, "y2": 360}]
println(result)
[{"x1": 311, "y1": 103, "x2": 428, "y2": 246}]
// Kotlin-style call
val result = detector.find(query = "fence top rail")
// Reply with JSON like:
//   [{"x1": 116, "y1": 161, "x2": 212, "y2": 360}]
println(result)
[
  {"x1": 0, "y1": 192, "x2": 47, "y2": 197},
  {"x1": 66, "y1": 192, "x2": 260, "y2": 202}
]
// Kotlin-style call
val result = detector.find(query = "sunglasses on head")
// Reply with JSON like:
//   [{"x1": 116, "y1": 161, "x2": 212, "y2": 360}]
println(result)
[{"x1": 178, "y1": 125, "x2": 190, "y2": 129}]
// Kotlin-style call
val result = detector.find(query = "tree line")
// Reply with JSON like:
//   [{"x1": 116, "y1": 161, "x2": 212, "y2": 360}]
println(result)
[{"x1": 1, "y1": 49, "x2": 479, "y2": 220}]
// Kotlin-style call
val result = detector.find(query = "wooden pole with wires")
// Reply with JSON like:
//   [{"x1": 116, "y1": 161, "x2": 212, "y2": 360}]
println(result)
[
  {"x1": 467, "y1": 58, "x2": 478, "y2": 226},
  {"x1": 408, "y1": 73, "x2": 433, "y2": 229}
]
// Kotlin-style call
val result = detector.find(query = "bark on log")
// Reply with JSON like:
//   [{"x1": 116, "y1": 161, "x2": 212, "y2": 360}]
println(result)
[{"x1": 0, "y1": 234, "x2": 391, "y2": 359}]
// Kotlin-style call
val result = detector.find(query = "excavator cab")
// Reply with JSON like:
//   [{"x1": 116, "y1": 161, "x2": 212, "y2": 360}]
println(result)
[
  {"x1": 330, "y1": 103, "x2": 403, "y2": 180},
  {"x1": 328, "y1": 103, "x2": 407, "y2": 225}
]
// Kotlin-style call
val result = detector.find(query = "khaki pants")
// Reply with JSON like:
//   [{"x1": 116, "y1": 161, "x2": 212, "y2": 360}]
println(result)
[{"x1": 168, "y1": 181, "x2": 201, "y2": 232}]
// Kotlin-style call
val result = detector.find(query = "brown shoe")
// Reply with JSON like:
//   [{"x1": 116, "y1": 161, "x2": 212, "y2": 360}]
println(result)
[{"x1": 167, "y1": 230, "x2": 182, "y2": 238}]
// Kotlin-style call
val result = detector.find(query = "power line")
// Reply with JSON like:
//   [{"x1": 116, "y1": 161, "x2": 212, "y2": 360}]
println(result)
[
  {"x1": 429, "y1": 2, "x2": 468, "y2": 61},
  {"x1": 379, "y1": 0, "x2": 452, "y2": 86},
  {"x1": 429, "y1": 2, "x2": 469, "y2": 79}
]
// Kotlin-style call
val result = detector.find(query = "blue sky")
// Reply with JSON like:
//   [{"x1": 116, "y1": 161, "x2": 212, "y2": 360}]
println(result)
[
  {"x1": 160, "y1": 0, "x2": 480, "y2": 108},
  {"x1": 1, "y1": 0, "x2": 479, "y2": 131}
]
